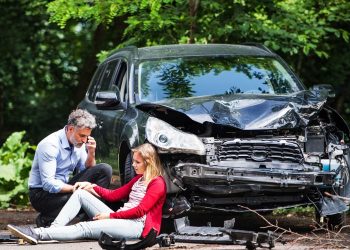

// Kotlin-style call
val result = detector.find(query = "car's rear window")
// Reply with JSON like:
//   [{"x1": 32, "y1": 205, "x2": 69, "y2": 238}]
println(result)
[{"x1": 138, "y1": 56, "x2": 303, "y2": 102}]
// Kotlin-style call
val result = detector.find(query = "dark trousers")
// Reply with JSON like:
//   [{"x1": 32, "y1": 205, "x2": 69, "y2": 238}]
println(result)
[{"x1": 29, "y1": 163, "x2": 112, "y2": 225}]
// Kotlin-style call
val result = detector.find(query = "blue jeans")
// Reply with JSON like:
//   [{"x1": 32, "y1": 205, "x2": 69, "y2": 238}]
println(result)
[
  {"x1": 30, "y1": 163, "x2": 113, "y2": 227},
  {"x1": 35, "y1": 189, "x2": 144, "y2": 241}
]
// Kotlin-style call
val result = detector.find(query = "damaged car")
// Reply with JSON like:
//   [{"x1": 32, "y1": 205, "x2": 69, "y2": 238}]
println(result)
[{"x1": 78, "y1": 44, "x2": 350, "y2": 228}]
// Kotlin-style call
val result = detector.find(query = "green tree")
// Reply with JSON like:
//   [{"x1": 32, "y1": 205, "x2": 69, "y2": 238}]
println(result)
[
  {"x1": 0, "y1": 0, "x2": 124, "y2": 143},
  {"x1": 0, "y1": 1, "x2": 84, "y2": 142},
  {"x1": 46, "y1": 0, "x2": 350, "y2": 119},
  {"x1": 1, "y1": 0, "x2": 349, "y2": 144}
]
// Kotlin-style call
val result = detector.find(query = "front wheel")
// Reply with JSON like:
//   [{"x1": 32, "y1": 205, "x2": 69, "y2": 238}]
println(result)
[
  {"x1": 327, "y1": 212, "x2": 347, "y2": 229},
  {"x1": 315, "y1": 209, "x2": 347, "y2": 230},
  {"x1": 123, "y1": 152, "x2": 135, "y2": 184},
  {"x1": 315, "y1": 187, "x2": 348, "y2": 229}
]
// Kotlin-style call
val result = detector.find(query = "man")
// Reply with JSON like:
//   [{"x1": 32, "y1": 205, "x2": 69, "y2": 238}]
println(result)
[{"x1": 28, "y1": 109, "x2": 112, "y2": 227}]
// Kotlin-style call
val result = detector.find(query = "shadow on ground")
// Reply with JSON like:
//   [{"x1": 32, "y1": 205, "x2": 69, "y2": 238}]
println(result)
[{"x1": 1, "y1": 208, "x2": 348, "y2": 234}]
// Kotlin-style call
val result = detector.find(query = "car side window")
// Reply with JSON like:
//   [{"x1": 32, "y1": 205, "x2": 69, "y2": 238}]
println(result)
[
  {"x1": 98, "y1": 60, "x2": 120, "y2": 93},
  {"x1": 111, "y1": 61, "x2": 128, "y2": 102},
  {"x1": 87, "y1": 63, "x2": 106, "y2": 101}
]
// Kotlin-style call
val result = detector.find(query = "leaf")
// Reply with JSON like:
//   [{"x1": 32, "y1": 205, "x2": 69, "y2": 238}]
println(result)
[
  {"x1": 1, "y1": 131, "x2": 25, "y2": 153},
  {"x1": 0, "y1": 164, "x2": 17, "y2": 181},
  {"x1": 0, "y1": 131, "x2": 34, "y2": 208},
  {"x1": 341, "y1": 30, "x2": 349, "y2": 43}
]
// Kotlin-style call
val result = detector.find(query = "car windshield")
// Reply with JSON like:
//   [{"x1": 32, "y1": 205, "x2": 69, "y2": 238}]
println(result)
[{"x1": 138, "y1": 56, "x2": 303, "y2": 102}]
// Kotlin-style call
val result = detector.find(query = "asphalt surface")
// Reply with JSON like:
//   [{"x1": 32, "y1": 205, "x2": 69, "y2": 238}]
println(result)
[
  {"x1": 1, "y1": 211, "x2": 348, "y2": 249},
  {"x1": 0, "y1": 239, "x2": 309, "y2": 250}
]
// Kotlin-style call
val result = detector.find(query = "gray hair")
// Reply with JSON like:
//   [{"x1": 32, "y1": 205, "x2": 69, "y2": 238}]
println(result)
[{"x1": 67, "y1": 109, "x2": 96, "y2": 129}]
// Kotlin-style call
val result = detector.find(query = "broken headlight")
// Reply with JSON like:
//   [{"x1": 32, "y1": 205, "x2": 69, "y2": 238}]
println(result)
[{"x1": 146, "y1": 117, "x2": 205, "y2": 155}]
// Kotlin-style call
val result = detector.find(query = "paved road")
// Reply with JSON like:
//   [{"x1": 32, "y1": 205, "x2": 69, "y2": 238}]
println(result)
[
  {"x1": 0, "y1": 240, "x2": 309, "y2": 250},
  {"x1": 1, "y1": 212, "x2": 347, "y2": 249}
]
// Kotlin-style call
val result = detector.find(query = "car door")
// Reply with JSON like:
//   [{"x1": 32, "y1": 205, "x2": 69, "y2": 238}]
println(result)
[
  {"x1": 77, "y1": 62, "x2": 108, "y2": 163},
  {"x1": 83, "y1": 59, "x2": 119, "y2": 165},
  {"x1": 95, "y1": 59, "x2": 129, "y2": 172}
]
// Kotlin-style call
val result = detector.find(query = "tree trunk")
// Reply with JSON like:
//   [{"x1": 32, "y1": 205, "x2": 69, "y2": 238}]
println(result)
[
  {"x1": 335, "y1": 83, "x2": 350, "y2": 116},
  {"x1": 73, "y1": 25, "x2": 106, "y2": 105},
  {"x1": 188, "y1": 0, "x2": 200, "y2": 44},
  {"x1": 73, "y1": 16, "x2": 127, "y2": 105},
  {"x1": 296, "y1": 51, "x2": 303, "y2": 77},
  {"x1": 0, "y1": 85, "x2": 3, "y2": 142}
]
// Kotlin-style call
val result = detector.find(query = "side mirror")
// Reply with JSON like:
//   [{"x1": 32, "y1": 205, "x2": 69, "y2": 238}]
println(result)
[
  {"x1": 311, "y1": 84, "x2": 336, "y2": 99},
  {"x1": 95, "y1": 91, "x2": 121, "y2": 109}
]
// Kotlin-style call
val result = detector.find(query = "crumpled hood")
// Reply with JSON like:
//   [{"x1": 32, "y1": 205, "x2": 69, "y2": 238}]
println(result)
[{"x1": 137, "y1": 91, "x2": 326, "y2": 130}]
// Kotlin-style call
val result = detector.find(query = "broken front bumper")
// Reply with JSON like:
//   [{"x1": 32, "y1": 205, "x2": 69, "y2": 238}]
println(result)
[
  {"x1": 174, "y1": 162, "x2": 335, "y2": 188},
  {"x1": 172, "y1": 162, "x2": 336, "y2": 210}
]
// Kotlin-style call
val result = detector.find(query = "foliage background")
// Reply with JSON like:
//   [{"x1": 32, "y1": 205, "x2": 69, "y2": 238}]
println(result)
[
  {"x1": 0, "y1": 131, "x2": 35, "y2": 208},
  {"x1": 0, "y1": 0, "x2": 349, "y2": 145}
]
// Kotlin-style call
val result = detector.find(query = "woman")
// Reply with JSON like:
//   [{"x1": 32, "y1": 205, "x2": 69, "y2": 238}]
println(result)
[{"x1": 7, "y1": 143, "x2": 166, "y2": 245}]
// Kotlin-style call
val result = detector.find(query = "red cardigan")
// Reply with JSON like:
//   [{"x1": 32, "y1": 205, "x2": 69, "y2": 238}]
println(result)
[{"x1": 93, "y1": 175, "x2": 166, "y2": 238}]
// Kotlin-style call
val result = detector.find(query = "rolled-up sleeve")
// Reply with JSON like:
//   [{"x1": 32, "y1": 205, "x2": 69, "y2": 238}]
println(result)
[{"x1": 37, "y1": 144, "x2": 65, "y2": 193}]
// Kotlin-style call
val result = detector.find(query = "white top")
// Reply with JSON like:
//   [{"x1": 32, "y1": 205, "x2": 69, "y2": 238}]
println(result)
[{"x1": 118, "y1": 177, "x2": 147, "y2": 223}]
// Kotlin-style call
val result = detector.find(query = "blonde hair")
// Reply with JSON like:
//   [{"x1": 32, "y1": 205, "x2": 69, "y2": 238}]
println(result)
[{"x1": 132, "y1": 143, "x2": 163, "y2": 185}]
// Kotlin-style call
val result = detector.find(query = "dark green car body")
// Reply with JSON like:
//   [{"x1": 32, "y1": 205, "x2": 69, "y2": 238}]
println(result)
[{"x1": 78, "y1": 44, "x2": 350, "y2": 225}]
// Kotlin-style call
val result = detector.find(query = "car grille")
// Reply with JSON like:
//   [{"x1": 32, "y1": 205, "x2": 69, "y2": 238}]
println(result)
[{"x1": 218, "y1": 139, "x2": 303, "y2": 163}]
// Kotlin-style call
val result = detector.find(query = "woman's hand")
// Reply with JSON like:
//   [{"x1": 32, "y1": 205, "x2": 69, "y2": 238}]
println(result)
[
  {"x1": 73, "y1": 181, "x2": 97, "y2": 192},
  {"x1": 74, "y1": 181, "x2": 101, "y2": 197},
  {"x1": 73, "y1": 181, "x2": 90, "y2": 192},
  {"x1": 93, "y1": 213, "x2": 110, "y2": 220}
]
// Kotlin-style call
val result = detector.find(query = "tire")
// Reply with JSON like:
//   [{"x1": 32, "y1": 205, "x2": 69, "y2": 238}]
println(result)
[
  {"x1": 123, "y1": 152, "x2": 135, "y2": 184},
  {"x1": 326, "y1": 183, "x2": 348, "y2": 229},
  {"x1": 326, "y1": 212, "x2": 346, "y2": 229}
]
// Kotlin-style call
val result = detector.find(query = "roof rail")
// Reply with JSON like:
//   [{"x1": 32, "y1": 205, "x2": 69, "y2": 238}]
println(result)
[
  {"x1": 106, "y1": 45, "x2": 138, "y2": 59},
  {"x1": 123, "y1": 45, "x2": 139, "y2": 58},
  {"x1": 122, "y1": 45, "x2": 138, "y2": 51},
  {"x1": 241, "y1": 42, "x2": 274, "y2": 54}
]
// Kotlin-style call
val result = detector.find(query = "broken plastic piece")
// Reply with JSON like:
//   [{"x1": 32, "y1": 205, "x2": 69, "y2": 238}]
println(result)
[
  {"x1": 319, "y1": 196, "x2": 349, "y2": 216},
  {"x1": 163, "y1": 196, "x2": 191, "y2": 218},
  {"x1": 173, "y1": 216, "x2": 277, "y2": 249},
  {"x1": 98, "y1": 228, "x2": 158, "y2": 250}
]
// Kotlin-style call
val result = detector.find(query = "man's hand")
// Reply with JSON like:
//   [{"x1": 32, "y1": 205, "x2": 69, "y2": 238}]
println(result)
[
  {"x1": 85, "y1": 136, "x2": 96, "y2": 168},
  {"x1": 86, "y1": 136, "x2": 96, "y2": 153},
  {"x1": 73, "y1": 181, "x2": 92, "y2": 192},
  {"x1": 93, "y1": 213, "x2": 110, "y2": 220}
]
